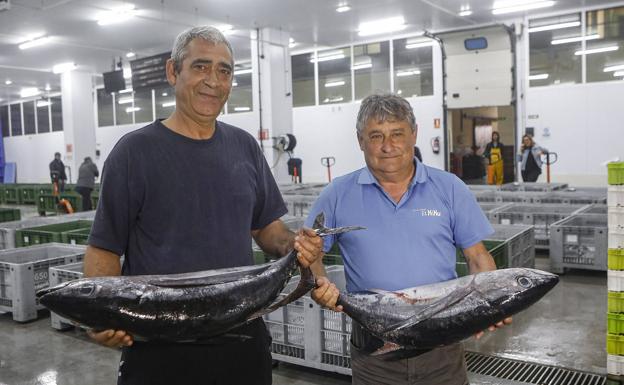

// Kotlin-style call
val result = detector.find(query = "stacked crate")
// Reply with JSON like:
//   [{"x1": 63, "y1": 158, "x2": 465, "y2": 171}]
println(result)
[{"x1": 607, "y1": 162, "x2": 624, "y2": 378}]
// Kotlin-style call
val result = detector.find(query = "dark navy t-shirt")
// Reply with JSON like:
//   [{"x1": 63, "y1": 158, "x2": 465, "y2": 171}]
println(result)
[{"x1": 89, "y1": 120, "x2": 287, "y2": 276}]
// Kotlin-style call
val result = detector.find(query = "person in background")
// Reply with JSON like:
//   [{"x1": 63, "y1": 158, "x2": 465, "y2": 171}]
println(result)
[
  {"x1": 308, "y1": 93, "x2": 511, "y2": 385},
  {"x1": 520, "y1": 134, "x2": 547, "y2": 182},
  {"x1": 483, "y1": 131, "x2": 504, "y2": 185},
  {"x1": 49, "y1": 152, "x2": 67, "y2": 192},
  {"x1": 75, "y1": 157, "x2": 99, "y2": 211}
]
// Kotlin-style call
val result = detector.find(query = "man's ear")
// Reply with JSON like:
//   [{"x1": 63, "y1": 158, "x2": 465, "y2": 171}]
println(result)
[{"x1": 165, "y1": 59, "x2": 177, "y2": 86}]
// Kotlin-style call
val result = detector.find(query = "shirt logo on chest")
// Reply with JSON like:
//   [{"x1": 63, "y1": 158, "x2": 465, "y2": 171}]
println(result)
[{"x1": 413, "y1": 208, "x2": 442, "y2": 217}]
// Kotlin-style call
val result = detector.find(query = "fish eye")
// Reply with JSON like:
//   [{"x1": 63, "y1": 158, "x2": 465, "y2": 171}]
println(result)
[
  {"x1": 517, "y1": 276, "x2": 532, "y2": 288},
  {"x1": 79, "y1": 284, "x2": 95, "y2": 296}
]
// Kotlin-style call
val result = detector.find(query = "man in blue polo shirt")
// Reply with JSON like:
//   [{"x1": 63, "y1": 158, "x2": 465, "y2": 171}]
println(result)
[{"x1": 307, "y1": 93, "x2": 511, "y2": 385}]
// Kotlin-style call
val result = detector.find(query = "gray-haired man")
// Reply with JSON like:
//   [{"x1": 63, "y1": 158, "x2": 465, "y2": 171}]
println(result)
[{"x1": 84, "y1": 26, "x2": 323, "y2": 385}]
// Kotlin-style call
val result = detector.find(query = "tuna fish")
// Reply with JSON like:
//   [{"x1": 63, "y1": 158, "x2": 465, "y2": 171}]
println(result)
[
  {"x1": 36, "y1": 213, "x2": 364, "y2": 342},
  {"x1": 337, "y1": 268, "x2": 558, "y2": 356}
]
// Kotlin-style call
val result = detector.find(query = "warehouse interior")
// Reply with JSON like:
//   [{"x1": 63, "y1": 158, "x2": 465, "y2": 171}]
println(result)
[{"x1": 1, "y1": 0, "x2": 623, "y2": 384}]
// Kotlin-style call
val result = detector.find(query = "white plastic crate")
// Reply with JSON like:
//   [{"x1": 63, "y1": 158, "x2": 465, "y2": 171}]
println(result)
[
  {"x1": 609, "y1": 207, "x2": 624, "y2": 229},
  {"x1": 0, "y1": 243, "x2": 86, "y2": 322},
  {"x1": 549, "y1": 214, "x2": 608, "y2": 273},
  {"x1": 611, "y1": 231, "x2": 624, "y2": 250},
  {"x1": 609, "y1": 270, "x2": 624, "y2": 292},
  {"x1": 608, "y1": 354, "x2": 624, "y2": 376},
  {"x1": 609, "y1": 186, "x2": 624, "y2": 208}
]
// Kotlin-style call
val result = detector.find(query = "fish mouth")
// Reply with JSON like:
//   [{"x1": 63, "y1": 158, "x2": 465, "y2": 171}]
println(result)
[{"x1": 36, "y1": 281, "x2": 71, "y2": 299}]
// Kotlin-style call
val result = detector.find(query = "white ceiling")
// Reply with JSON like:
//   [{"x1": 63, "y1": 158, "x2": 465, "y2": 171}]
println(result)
[{"x1": 0, "y1": 0, "x2": 621, "y2": 102}]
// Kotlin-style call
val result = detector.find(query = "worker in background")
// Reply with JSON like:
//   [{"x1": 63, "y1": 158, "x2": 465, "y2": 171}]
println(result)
[
  {"x1": 49, "y1": 152, "x2": 67, "y2": 193},
  {"x1": 483, "y1": 131, "x2": 504, "y2": 185},
  {"x1": 74, "y1": 157, "x2": 99, "y2": 211},
  {"x1": 307, "y1": 93, "x2": 511, "y2": 385},
  {"x1": 83, "y1": 26, "x2": 323, "y2": 385},
  {"x1": 520, "y1": 134, "x2": 548, "y2": 182}
]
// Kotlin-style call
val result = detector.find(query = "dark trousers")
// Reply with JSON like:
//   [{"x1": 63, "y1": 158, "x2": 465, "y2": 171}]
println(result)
[
  {"x1": 117, "y1": 319, "x2": 273, "y2": 385},
  {"x1": 74, "y1": 186, "x2": 93, "y2": 211},
  {"x1": 521, "y1": 169, "x2": 541, "y2": 182}
]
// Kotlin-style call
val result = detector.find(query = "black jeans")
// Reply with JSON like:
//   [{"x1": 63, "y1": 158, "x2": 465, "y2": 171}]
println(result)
[
  {"x1": 117, "y1": 319, "x2": 273, "y2": 385},
  {"x1": 521, "y1": 169, "x2": 541, "y2": 182},
  {"x1": 74, "y1": 186, "x2": 93, "y2": 211}
]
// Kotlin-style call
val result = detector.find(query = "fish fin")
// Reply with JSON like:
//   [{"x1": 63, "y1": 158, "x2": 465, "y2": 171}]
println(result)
[
  {"x1": 367, "y1": 288, "x2": 393, "y2": 295},
  {"x1": 370, "y1": 342, "x2": 403, "y2": 356},
  {"x1": 149, "y1": 264, "x2": 273, "y2": 288},
  {"x1": 382, "y1": 277, "x2": 475, "y2": 333},
  {"x1": 313, "y1": 212, "x2": 326, "y2": 232},
  {"x1": 247, "y1": 266, "x2": 316, "y2": 321}
]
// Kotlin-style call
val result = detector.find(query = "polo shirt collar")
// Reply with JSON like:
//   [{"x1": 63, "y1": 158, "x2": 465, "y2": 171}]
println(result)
[{"x1": 357, "y1": 157, "x2": 429, "y2": 186}]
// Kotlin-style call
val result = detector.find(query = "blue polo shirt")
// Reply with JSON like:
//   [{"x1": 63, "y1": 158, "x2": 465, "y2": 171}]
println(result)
[{"x1": 305, "y1": 158, "x2": 493, "y2": 293}]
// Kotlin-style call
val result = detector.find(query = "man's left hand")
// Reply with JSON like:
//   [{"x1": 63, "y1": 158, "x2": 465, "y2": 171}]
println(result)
[
  {"x1": 294, "y1": 228, "x2": 323, "y2": 268},
  {"x1": 474, "y1": 317, "x2": 512, "y2": 340}
]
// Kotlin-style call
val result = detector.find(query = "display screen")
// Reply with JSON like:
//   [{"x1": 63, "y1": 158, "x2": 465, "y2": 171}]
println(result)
[{"x1": 102, "y1": 70, "x2": 126, "y2": 94}]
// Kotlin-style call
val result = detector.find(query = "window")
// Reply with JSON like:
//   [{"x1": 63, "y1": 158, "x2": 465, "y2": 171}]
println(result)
[
  {"x1": 318, "y1": 47, "x2": 352, "y2": 104},
  {"x1": 0, "y1": 105, "x2": 9, "y2": 137},
  {"x1": 228, "y1": 63, "x2": 253, "y2": 113},
  {"x1": 37, "y1": 100, "x2": 50, "y2": 133},
  {"x1": 97, "y1": 89, "x2": 114, "y2": 127},
  {"x1": 291, "y1": 54, "x2": 315, "y2": 107},
  {"x1": 529, "y1": 14, "x2": 582, "y2": 86},
  {"x1": 133, "y1": 88, "x2": 153, "y2": 123},
  {"x1": 353, "y1": 41, "x2": 391, "y2": 101},
  {"x1": 154, "y1": 86, "x2": 175, "y2": 120},
  {"x1": 586, "y1": 6, "x2": 624, "y2": 83},
  {"x1": 10, "y1": 104, "x2": 22, "y2": 136},
  {"x1": 115, "y1": 92, "x2": 133, "y2": 125},
  {"x1": 23, "y1": 101, "x2": 36, "y2": 135},
  {"x1": 393, "y1": 37, "x2": 434, "y2": 97},
  {"x1": 50, "y1": 97, "x2": 63, "y2": 131}
]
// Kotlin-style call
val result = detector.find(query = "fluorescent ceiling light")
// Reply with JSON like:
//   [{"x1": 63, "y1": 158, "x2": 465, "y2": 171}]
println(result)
[
  {"x1": 36, "y1": 100, "x2": 51, "y2": 108},
  {"x1": 232, "y1": 80, "x2": 238, "y2": 87},
  {"x1": 323, "y1": 96, "x2": 344, "y2": 103},
  {"x1": 126, "y1": 107, "x2": 140, "y2": 113},
  {"x1": 162, "y1": 92, "x2": 168, "y2": 96},
  {"x1": 234, "y1": 107, "x2": 251, "y2": 112},
  {"x1": 310, "y1": 51, "x2": 346, "y2": 63},
  {"x1": 324, "y1": 80, "x2": 345, "y2": 87},
  {"x1": 528, "y1": 21, "x2": 580, "y2": 33},
  {"x1": 336, "y1": 5, "x2": 351, "y2": 13},
  {"x1": 20, "y1": 87, "x2": 41, "y2": 98},
  {"x1": 405, "y1": 39, "x2": 434, "y2": 49},
  {"x1": 162, "y1": 101, "x2": 176, "y2": 107},
  {"x1": 52, "y1": 62, "x2": 76, "y2": 74},
  {"x1": 574, "y1": 46, "x2": 619, "y2": 56},
  {"x1": 358, "y1": 16, "x2": 406, "y2": 37},
  {"x1": 459, "y1": 10, "x2": 473, "y2": 16},
  {"x1": 396, "y1": 69, "x2": 421, "y2": 77},
  {"x1": 492, "y1": 1, "x2": 555, "y2": 15},
  {"x1": 44, "y1": 84, "x2": 51, "y2": 91},
  {"x1": 118, "y1": 88, "x2": 133, "y2": 94},
  {"x1": 352, "y1": 63, "x2": 372, "y2": 70},
  {"x1": 126, "y1": 52, "x2": 135, "y2": 58},
  {"x1": 614, "y1": 71, "x2": 624, "y2": 77},
  {"x1": 234, "y1": 68, "x2": 252, "y2": 75},
  {"x1": 97, "y1": 4, "x2": 137, "y2": 26},
  {"x1": 18, "y1": 36, "x2": 51, "y2": 50},
  {"x1": 529, "y1": 73, "x2": 549, "y2": 80},
  {"x1": 551, "y1": 34, "x2": 600, "y2": 45},
  {"x1": 5, "y1": 80, "x2": 12, "y2": 85},
  {"x1": 604, "y1": 64, "x2": 624, "y2": 72},
  {"x1": 352, "y1": 57, "x2": 372, "y2": 70},
  {"x1": 118, "y1": 97, "x2": 133, "y2": 104}
]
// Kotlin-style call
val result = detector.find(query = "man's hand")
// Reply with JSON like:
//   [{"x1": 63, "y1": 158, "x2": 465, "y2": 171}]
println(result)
[
  {"x1": 311, "y1": 276, "x2": 343, "y2": 312},
  {"x1": 87, "y1": 329, "x2": 134, "y2": 349},
  {"x1": 474, "y1": 317, "x2": 512, "y2": 340},
  {"x1": 294, "y1": 228, "x2": 324, "y2": 268}
]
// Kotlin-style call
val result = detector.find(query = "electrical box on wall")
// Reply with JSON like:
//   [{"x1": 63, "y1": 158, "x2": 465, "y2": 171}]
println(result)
[{"x1": 0, "y1": 0, "x2": 10, "y2": 11}]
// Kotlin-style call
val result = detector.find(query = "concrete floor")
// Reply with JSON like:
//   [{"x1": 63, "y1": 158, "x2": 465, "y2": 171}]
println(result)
[{"x1": 0, "y1": 255, "x2": 607, "y2": 384}]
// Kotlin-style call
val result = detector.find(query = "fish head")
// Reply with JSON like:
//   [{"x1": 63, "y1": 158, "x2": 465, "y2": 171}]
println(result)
[{"x1": 477, "y1": 268, "x2": 558, "y2": 316}]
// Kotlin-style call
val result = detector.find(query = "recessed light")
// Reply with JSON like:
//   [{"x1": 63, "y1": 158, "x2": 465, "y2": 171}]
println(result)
[
  {"x1": 126, "y1": 52, "x2": 136, "y2": 58},
  {"x1": 336, "y1": 5, "x2": 351, "y2": 13},
  {"x1": 358, "y1": 17, "x2": 406, "y2": 37},
  {"x1": 5, "y1": 80, "x2": 12, "y2": 85},
  {"x1": 45, "y1": 84, "x2": 51, "y2": 91},
  {"x1": 162, "y1": 92, "x2": 168, "y2": 96}
]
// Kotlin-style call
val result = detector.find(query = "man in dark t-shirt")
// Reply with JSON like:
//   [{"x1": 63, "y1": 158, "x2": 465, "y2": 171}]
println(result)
[{"x1": 84, "y1": 26, "x2": 324, "y2": 385}]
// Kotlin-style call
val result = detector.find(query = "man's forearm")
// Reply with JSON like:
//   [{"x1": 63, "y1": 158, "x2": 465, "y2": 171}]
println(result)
[
  {"x1": 253, "y1": 220, "x2": 295, "y2": 257},
  {"x1": 84, "y1": 245, "x2": 122, "y2": 277}
]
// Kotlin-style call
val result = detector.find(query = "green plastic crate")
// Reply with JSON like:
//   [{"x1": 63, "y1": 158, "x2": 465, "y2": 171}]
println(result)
[
  {"x1": 0, "y1": 208, "x2": 20, "y2": 223},
  {"x1": 608, "y1": 334, "x2": 624, "y2": 355},
  {"x1": 62, "y1": 227, "x2": 92, "y2": 245},
  {"x1": 456, "y1": 240, "x2": 506, "y2": 270},
  {"x1": 610, "y1": 249, "x2": 624, "y2": 270},
  {"x1": 609, "y1": 313, "x2": 624, "y2": 335},
  {"x1": 610, "y1": 163, "x2": 624, "y2": 186},
  {"x1": 610, "y1": 292, "x2": 624, "y2": 313},
  {"x1": 18, "y1": 185, "x2": 38, "y2": 205},
  {"x1": 35, "y1": 185, "x2": 55, "y2": 196},
  {"x1": 15, "y1": 220, "x2": 93, "y2": 247},
  {"x1": 37, "y1": 193, "x2": 83, "y2": 215},
  {"x1": 3, "y1": 185, "x2": 19, "y2": 204}
]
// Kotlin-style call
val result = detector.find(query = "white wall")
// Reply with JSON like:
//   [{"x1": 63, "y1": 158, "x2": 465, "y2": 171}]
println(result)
[
  {"x1": 525, "y1": 81, "x2": 624, "y2": 186},
  {"x1": 4, "y1": 132, "x2": 65, "y2": 183}
]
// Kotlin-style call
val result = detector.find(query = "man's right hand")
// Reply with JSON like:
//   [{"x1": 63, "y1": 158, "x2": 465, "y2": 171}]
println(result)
[
  {"x1": 311, "y1": 276, "x2": 343, "y2": 312},
  {"x1": 87, "y1": 329, "x2": 133, "y2": 348}
]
